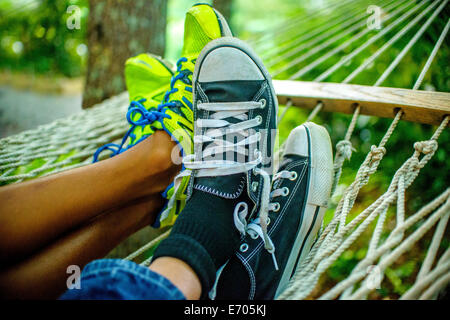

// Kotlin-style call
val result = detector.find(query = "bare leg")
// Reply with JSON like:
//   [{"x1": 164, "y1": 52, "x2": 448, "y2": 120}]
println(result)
[
  {"x1": 0, "y1": 131, "x2": 180, "y2": 263},
  {"x1": 0, "y1": 195, "x2": 163, "y2": 299},
  {"x1": 149, "y1": 257, "x2": 202, "y2": 300}
]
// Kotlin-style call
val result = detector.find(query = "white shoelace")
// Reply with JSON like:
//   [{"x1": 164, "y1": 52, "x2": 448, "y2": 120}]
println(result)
[
  {"x1": 234, "y1": 169, "x2": 298, "y2": 270},
  {"x1": 161, "y1": 99, "x2": 267, "y2": 219},
  {"x1": 184, "y1": 100, "x2": 265, "y2": 175}
]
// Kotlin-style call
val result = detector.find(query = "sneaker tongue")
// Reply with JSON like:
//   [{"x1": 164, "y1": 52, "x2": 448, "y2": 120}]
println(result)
[
  {"x1": 278, "y1": 156, "x2": 295, "y2": 170},
  {"x1": 194, "y1": 121, "x2": 247, "y2": 199},
  {"x1": 140, "y1": 94, "x2": 159, "y2": 110}
]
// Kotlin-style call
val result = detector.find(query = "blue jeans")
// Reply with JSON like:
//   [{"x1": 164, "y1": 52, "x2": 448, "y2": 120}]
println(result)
[{"x1": 59, "y1": 259, "x2": 186, "y2": 300}]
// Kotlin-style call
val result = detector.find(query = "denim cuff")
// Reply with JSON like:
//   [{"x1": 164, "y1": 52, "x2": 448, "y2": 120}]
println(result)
[{"x1": 59, "y1": 259, "x2": 186, "y2": 300}]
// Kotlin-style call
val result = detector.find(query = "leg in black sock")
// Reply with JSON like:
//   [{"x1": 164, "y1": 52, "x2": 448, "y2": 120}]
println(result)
[{"x1": 153, "y1": 187, "x2": 242, "y2": 298}]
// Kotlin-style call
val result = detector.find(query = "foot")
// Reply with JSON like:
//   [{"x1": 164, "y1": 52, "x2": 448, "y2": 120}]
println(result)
[
  {"x1": 92, "y1": 53, "x2": 173, "y2": 161},
  {"x1": 125, "y1": 53, "x2": 174, "y2": 145},
  {"x1": 214, "y1": 122, "x2": 334, "y2": 299},
  {"x1": 125, "y1": 52, "x2": 174, "y2": 105}
]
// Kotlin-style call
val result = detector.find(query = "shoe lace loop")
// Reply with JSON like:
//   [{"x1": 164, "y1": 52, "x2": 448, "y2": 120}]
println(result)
[
  {"x1": 157, "y1": 57, "x2": 190, "y2": 113},
  {"x1": 92, "y1": 98, "x2": 164, "y2": 162},
  {"x1": 183, "y1": 100, "x2": 264, "y2": 175},
  {"x1": 232, "y1": 169, "x2": 296, "y2": 271}
]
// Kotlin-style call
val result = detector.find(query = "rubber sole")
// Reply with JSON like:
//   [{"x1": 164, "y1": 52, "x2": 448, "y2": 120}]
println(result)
[{"x1": 212, "y1": 8, "x2": 233, "y2": 36}]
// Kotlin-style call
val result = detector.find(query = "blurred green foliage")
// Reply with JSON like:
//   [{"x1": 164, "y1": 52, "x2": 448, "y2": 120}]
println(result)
[{"x1": 0, "y1": 0, "x2": 88, "y2": 77}]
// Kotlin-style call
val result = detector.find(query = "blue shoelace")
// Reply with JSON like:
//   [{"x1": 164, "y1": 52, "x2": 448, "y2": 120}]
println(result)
[{"x1": 93, "y1": 57, "x2": 190, "y2": 163}]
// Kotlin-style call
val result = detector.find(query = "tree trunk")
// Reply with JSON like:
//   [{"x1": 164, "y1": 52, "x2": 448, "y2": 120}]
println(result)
[
  {"x1": 83, "y1": 0, "x2": 167, "y2": 109},
  {"x1": 213, "y1": 0, "x2": 233, "y2": 24}
]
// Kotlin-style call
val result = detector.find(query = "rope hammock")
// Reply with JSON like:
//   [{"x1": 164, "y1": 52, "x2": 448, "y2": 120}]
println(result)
[{"x1": 1, "y1": 0, "x2": 449, "y2": 300}]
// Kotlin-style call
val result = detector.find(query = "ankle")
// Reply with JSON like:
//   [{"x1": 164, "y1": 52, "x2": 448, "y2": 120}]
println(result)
[
  {"x1": 149, "y1": 257, "x2": 201, "y2": 300},
  {"x1": 130, "y1": 131, "x2": 181, "y2": 197}
]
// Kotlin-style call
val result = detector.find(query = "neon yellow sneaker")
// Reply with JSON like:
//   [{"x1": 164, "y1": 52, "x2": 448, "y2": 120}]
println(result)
[
  {"x1": 125, "y1": 53, "x2": 174, "y2": 146},
  {"x1": 125, "y1": 52, "x2": 174, "y2": 104},
  {"x1": 92, "y1": 53, "x2": 174, "y2": 160}
]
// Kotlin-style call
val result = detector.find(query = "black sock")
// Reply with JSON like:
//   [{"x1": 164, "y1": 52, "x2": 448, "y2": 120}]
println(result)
[{"x1": 152, "y1": 188, "x2": 242, "y2": 298}]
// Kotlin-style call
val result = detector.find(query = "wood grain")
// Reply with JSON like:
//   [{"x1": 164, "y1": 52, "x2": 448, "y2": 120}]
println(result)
[{"x1": 273, "y1": 80, "x2": 450, "y2": 126}]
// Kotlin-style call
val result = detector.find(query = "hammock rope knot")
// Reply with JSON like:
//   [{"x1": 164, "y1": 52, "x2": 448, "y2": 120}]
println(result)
[
  {"x1": 335, "y1": 140, "x2": 355, "y2": 163},
  {"x1": 369, "y1": 145, "x2": 386, "y2": 162},
  {"x1": 414, "y1": 140, "x2": 438, "y2": 155}
]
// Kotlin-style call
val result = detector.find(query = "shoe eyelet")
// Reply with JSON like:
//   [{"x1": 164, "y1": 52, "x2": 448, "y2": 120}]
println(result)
[
  {"x1": 251, "y1": 181, "x2": 259, "y2": 192},
  {"x1": 282, "y1": 187, "x2": 290, "y2": 196},
  {"x1": 240, "y1": 243, "x2": 249, "y2": 252},
  {"x1": 255, "y1": 115, "x2": 263, "y2": 124},
  {"x1": 259, "y1": 98, "x2": 266, "y2": 109},
  {"x1": 197, "y1": 100, "x2": 203, "y2": 109},
  {"x1": 254, "y1": 149, "x2": 261, "y2": 159},
  {"x1": 272, "y1": 202, "x2": 280, "y2": 212},
  {"x1": 290, "y1": 171, "x2": 298, "y2": 181},
  {"x1": 266, "y1": 217, "x2": 271, "y2": 225}
]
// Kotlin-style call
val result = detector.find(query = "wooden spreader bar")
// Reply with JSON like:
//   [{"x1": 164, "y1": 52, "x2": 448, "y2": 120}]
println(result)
[{"x1": 273, "y1": 80, "x2": 450, "y2": 126}]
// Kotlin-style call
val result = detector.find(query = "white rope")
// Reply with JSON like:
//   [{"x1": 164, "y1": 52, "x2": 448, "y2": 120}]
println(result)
[
  {"x1": 287, "y1": 0, "x2": 418, "y2": 80},
  {"x1": 401, "y1": 251, "x2": 450, "y2": 299},
  {"x1": 330, "y1": 105, "x2": 359, "y2": 196},
  {"x1": 413, "y1": 18, "x2": 450, "y2": 90},
  {"x1": 123, "y1": 229, "x2": 171, "y2": 261},
  {"x1": 0, "y1": 93, "x2": 129, "y2": 184},
  {"x1": 277, "y1": 99, "x2": 293, "y2": 126},
  {"x1": 265, "y1": 0, "x2": 376, "y2": 68},
  {"x1": 270, "y1": 0, "x2": 404, "y2": 77},
  {"x1": 416, "y1": 208, "x2": 449, "y2": 281},
  {"x1": 418, "y1": 273, "x2": 450, "y2": 300},
  {"x1": 375, "y1": 0, "x2": 448, "y2": 86},
  {"x1": 314, "y1": 0, "x2": 434, "y2": 82},
  {"x1": 254, "y1": 0, "x2": 358, "y2": 56},
  {"x1": 343, "y1": 0, "x2": 447, "y2": 85}
]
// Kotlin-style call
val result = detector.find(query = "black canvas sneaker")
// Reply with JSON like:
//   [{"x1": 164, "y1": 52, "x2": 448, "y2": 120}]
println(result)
[
  {"x1": 154, "y1": 36, "x2": 277, "y2": 298},
  {"x1": 172, "y1": 36, "x2": 278, "y2": 245},
  {"x1": 214, "y1": 122, "x2": 334, "y2": 299}
]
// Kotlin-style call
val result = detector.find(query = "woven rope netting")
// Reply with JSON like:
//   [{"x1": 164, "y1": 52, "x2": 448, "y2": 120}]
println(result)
[{"x1": 0, "y1": 0, "x2": 449, "y2": 299}]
